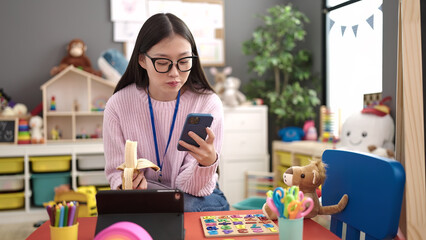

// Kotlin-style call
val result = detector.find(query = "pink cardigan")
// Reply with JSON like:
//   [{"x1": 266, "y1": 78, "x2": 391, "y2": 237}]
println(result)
[{"x1": 103, "y1": 84, "x2": 224, "y2": 196}]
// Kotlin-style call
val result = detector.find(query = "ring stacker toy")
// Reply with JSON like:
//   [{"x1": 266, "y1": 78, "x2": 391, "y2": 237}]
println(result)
[{"x1": 116, "y1": 140, "x2": 160, "y2": 190}]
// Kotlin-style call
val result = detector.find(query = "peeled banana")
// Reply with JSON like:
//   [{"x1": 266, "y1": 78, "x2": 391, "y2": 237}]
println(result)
[{"x1": 116, "y1": 140, "x2": 160, "y2": 190}]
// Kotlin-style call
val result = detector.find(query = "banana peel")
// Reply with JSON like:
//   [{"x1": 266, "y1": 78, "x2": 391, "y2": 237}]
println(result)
[{"x1": 116, "y1": 140, "x2": 160, "y2": 190}]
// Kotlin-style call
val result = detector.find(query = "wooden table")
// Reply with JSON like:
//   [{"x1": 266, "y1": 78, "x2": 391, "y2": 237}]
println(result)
[{"x1": 27, "y1": 210, "x2": 339, "y2": 239}]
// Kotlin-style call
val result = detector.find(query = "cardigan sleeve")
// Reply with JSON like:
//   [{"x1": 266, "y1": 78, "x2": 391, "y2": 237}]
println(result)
[
  {"x1": 103, "y1": 100, "x2": 126, "y2": 190},
  {"x1": 174, "y1": 95, "x2": 224, "y2": 196}
]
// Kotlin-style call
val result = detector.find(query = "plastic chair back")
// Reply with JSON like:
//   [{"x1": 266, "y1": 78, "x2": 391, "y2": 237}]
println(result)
[{"x1": 322, "y1": 150, "x2": 405, "y2": 240}]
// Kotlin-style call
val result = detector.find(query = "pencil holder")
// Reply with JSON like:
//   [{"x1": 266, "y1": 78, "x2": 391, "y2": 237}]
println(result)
[
  {"x1": 50, "y1": 222, "x2": 79, "y2": 240},
  {"x1": 278, "y1": 218, "x2": 303, "y2": 240}
]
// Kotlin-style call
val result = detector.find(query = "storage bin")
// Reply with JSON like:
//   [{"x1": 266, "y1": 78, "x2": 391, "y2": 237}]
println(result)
[
  {"x1": 77, "y1": 172, "x2": 108, "y2": 186},
  {"x1": 294, "y1": 154, "x2": 311, "y2": 166},
  {"x1": 0, "y1": 192, "x2": 25, "y2": 210},
  {"x1": 30, "y1": 155, "x2": 71, "y2": 172},
  {"x1": 31, "y1": 172, "x2": 71, "y2": 206},
  {"x1": 77, "y1": 154, "x2": 105, "y2": 170},
  {"x1": 0, "y1": 175, "x2": 24, "y2": 192},
  {"x1": 276, "y1": 151, "x2": 292, "y2": 166},
  {"x1": 0, "y1": 157, "x2": 24, "y2": 174}
]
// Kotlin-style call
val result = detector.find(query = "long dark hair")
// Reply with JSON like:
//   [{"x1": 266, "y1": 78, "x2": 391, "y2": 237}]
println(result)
[{"x1": 114, "y1": 13, "x2": 213, "y2": 94}]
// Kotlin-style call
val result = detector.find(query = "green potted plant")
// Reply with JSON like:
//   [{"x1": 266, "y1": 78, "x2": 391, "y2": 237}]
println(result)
[{"x1": 242, "y1": 4, "x2": 321, "y2": 129}]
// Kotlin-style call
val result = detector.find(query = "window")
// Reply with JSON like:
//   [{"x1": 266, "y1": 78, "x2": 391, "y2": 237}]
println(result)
[{"x1": 326, "y1": 0, "x2": 383, "y2": 137}]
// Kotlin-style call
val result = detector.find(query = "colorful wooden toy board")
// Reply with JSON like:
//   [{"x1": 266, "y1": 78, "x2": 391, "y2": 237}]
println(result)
[{"x1": 200, "y1": 214, "x2": 279, "y2": 237}]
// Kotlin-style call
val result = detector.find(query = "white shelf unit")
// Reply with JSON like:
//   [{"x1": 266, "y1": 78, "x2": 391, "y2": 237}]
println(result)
[
  {"x1": 219, "y1": 105, "x2": 270, "y2": 207},
  {"x1": 0, "y1": 142, "x2": 104, "y2": 223},
  {"x1": 41, "y1": 65, "x2": 115, "y2": 142}
]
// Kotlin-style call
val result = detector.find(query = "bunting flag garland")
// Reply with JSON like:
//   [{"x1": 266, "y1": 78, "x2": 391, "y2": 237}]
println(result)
[
  {"x1": 352, "y1": 25, "x2": 358, "y2": 37},
  {"x1": 328, "y1": 2, "x2": 382, "y2": 37}
]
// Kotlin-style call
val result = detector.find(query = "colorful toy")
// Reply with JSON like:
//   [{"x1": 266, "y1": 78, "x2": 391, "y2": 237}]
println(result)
[
  {"x1": 29, "y1": 115, "x2": 44, "y2": 144},
  {"x1": 51, "y1": 125, "x2": 61, "y2": 140},
  {"x1": 303, "y1": 120, "x2": 317, "y2": 141},
  {"x1": 263, "y1": 159, "x2": 348, "y2": 220},
  {"x1": 50, "y1": 96, "x2": 56, "y2": 111},
  {"x1": 338, "y1": 96, "x2": 394, "y2": 153},
  {"x1": 17, "y1": 118, "x2": 31, "y2": 144},
  {"x1": 94, "y1": 221, "x2": 153, "y2": 240},
  {"x1": 278, "y1": 127, "x2": 304, "y2": 142},
  {"x1": 318, "y1": 106, "x2": 338, "y2": 143},
  {"x1": 0, "y1": 88, "x2": 11, "y2": 111},
  {"x1": 200, "y1": 214, "x2": 279, "y2": 237}
]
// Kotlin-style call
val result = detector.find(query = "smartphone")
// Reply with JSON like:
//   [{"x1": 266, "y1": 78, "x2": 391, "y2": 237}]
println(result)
[{"x1": 177, "y1": 113, "x2": 213, "y2": 151}]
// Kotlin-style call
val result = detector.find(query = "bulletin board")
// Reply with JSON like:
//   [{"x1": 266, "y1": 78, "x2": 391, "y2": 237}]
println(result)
[{"x1": 111, "y1": 0, "x2": 225, "y2": 66}]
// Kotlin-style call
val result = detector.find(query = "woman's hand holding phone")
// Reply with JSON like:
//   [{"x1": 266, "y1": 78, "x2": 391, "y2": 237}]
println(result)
[
  {"x1": 178, "y1": 113, "x2": 217, "y2": 166},
  {"x1": 178, "y1": 127, "x2": 217, "y2": 166}
]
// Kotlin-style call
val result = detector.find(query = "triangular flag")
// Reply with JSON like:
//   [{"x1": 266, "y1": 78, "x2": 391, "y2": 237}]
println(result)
[
  {"x1": 352, "y1": 25, "x2": 359, "y2": 37},
  {"x1": 341, "y1": 26, "x2": 346, "y2": 36},
  {"x1": 329, "y1": 19, "x2": 335, "y2": 32},
  {"x1": 379, "y1": 4, "x2": 382, "y2": 11},
  {"x1": 367, "y1": 14, "x2": 374, "y2": 29}
]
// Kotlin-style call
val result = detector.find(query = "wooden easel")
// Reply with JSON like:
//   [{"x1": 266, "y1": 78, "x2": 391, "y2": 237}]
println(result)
[{"x1": 396, "y1": 0, "x2": 426, "y2": 238}]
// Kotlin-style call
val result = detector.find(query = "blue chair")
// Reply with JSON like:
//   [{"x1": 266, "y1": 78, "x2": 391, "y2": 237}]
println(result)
[{"x1": 321, "y1": 150, "x2": 405, "y2": 240}]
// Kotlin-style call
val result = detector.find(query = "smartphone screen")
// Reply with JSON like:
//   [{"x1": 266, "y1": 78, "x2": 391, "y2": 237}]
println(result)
[{"x1": 177, "y1": 113, "x2": 213, "y2": 151}]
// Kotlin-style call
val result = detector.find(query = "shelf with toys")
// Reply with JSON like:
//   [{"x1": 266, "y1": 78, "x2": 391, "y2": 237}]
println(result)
[
  {"x1": 0, "y1": 142, "x2": 107, "y2": 224},
  {"x1": 41, "y1": 65, "x2": 115, "y2": 142}
]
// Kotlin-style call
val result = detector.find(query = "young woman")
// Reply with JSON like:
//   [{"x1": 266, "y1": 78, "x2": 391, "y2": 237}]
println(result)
[{"x1": 103, "y1": 13, "x2": 229, "y2": 212}]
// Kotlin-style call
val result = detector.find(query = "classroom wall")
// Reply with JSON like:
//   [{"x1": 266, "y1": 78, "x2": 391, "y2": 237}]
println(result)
[
  {"x1": 0, "y1": 0, "x2": 398, "y2": 148},
  {"x1": 0, "y1": 0, "x2": 321, "y2": 114}
]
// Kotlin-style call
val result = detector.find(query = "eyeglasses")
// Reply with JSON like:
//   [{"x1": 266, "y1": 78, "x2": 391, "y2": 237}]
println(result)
[{"x1": 145, "y1": 53, "x2": 198, "y2": 73}]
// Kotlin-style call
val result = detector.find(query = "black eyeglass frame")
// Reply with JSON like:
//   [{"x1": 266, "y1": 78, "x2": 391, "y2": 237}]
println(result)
[{"x1": 144, "y1": 53, "x2": 198, "y2": 73}]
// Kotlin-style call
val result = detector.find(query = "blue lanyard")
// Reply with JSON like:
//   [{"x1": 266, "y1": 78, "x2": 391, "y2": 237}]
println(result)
[{"x1": 147, "y1": 88, "x2": 180, "y2": 180}]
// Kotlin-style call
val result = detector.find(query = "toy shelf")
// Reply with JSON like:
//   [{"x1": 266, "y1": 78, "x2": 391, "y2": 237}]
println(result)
[
  {"x1": 0, "y1": 142, "x2": 106, "y2": 224},
  {"x1": 41, "y1": 65, "x2": 115, "y2": 142}
]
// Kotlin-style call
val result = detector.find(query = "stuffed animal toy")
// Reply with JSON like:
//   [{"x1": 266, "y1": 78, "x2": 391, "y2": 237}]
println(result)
[
  {"x1": 29, "y1": 115, "x2": 44, "y2": 144},
  {"x1": 263, "y1": 159, "x2": 348, "y2": 220},
  {"x1": 367, "y1": 145, "x2": 395, "y2": 159},
  {"x1": 210, "y1": 66, "x2": 232, "y2": 96},
  {"x1": 338, "y1": 96, "x2": 395, "y2": 153},
  {"x1": 1, "y1": 103, "x2": 28, "y2": 117},
  {"x1": 221, "y1": 76, "x2": 247, "y2": 107},
  {"x1": 303, "y1": 120, "x2": 318, "y2": 141},
  {"x1": 98, "y1": 48, "x2": 128, "y2": 83},
  {"x1": 50, "y1": 39, "x2": 102, "y2": 77}
]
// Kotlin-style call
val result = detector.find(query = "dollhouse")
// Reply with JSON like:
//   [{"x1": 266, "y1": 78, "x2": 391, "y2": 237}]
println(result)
[{"x1": 40, "y1": 65, "x2": 116, "y2": 142}]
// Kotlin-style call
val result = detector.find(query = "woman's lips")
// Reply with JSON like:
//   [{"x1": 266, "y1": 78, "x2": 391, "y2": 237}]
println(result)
[{"x1": 167, "y1": 81, "x2": 179, "y2": 87}]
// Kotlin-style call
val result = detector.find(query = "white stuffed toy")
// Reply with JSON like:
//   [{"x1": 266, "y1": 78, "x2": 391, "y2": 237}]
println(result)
[
  {"x1": 222, "y1": 76, "x2": 247, "y2": 107},
  {"x1": 338, "y1": 97, "x2": 394, "y2": 153},
  {"x1": 29, "y1": 115, "x2": 44, "y2": 144}
]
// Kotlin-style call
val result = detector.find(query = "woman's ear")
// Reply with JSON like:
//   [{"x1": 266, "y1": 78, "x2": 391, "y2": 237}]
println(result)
[{"x1": 138, "y1": 54, "x2": 147, "y2": 69}]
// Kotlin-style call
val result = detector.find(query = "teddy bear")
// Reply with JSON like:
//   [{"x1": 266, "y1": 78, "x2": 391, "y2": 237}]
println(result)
[
  {"x1": 263, "y1": 159, "x2": 348, "y2": 220},
  {"x1": 221, "y1": 76, "x2": 247, "y2": 107},
  {"x1": 50, "y1": 39, "x2": 102, "y2": 77},
  {"x1": 210, "y1": 66, "x2": 232, "y2": 96}
]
